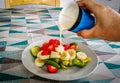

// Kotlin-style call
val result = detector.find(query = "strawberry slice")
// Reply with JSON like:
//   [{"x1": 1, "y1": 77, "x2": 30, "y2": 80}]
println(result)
[
  {"x1": 48, "y1": 44, "x2": 55, "y2": 51},
  {"x1": 49, "y1": 39, "x2": 55, "y2": 44},
  {"x1": 49, "y1": 39, "x2": 60, "y2": 47},
  {"x1": 54, "y1": 39, "x2": 60, "y2": 46},
  {"x1": 47, "y1": 64, "x2": 58, "y2": 73},
  {"x1": 63, "y1": 44, "x2": 70, "y2": 50},
  {"x1": 41, "y1": 50, "x2": 50, "y2": 55},
  {"x1": 70, "y1": 44, "x2": 77, "y2": 50},
  {"x1": 40, "y1": 42, "x2": 50, "y2": 50}
]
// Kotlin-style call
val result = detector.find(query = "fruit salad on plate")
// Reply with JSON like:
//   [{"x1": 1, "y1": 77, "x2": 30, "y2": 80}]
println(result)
[{"x1": 30, "y1": 39, "x2": 91, "y2": 73}]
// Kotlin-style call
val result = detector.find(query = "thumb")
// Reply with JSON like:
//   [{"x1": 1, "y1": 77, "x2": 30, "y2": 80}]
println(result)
[{"x1": 77, "y1": 27, "x2": 96, "y2": 38}]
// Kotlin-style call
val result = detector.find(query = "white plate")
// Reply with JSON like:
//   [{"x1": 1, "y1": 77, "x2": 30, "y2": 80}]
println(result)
[{"x1": 21, "y1": 38, "x2": 98, "y2": 81}]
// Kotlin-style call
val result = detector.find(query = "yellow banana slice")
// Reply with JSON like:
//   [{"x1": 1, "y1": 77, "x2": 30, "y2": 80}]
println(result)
[
  {"x1": 55, "y1": 45, "x2": 64, "y2": 54},
  {"x1": 50, "y1": 51, "x2": 61, "y2": 58},
  {"x1": 77, "y1": 51, "x2": 87, "y2": 60},
  {"x1": 67, "y1": 49, "x2": 76, "y2": 60},
  {"x1": 37, "y1": 51, "x2": 50, "y2": 60},
  {"x1": 61, "y1": 51, "x2": 70, "y2": 60},
  {"x1": 34, "y1": 58, "x2": 45, "y2": 67}
]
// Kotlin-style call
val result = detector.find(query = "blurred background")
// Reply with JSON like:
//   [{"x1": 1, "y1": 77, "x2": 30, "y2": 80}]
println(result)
[{"x1": 0, "y1": 0, "x2": 120, "y2": 13}]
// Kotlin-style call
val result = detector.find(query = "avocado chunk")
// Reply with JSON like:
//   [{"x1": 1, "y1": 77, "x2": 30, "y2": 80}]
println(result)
[
  {"x1": 69, "y1": 60, "x2": 74, "y2": 67},
  {"x1": 82, "y1": 57, "x2": 91, "y2": 63},
  {"x1": 61, "y1": 60, "x2": 69, "y2": 66},
  {"x1": 60, "y1": 63, "x2": 68, "y2": 70},
  {"x1": 72, "y1": 58, "x2": 86, "y2": 67}
]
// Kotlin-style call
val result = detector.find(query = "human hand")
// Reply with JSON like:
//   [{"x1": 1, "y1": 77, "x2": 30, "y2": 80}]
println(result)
[{"x1": 77, "y1": 0, "x2": 120, "y2": 41}]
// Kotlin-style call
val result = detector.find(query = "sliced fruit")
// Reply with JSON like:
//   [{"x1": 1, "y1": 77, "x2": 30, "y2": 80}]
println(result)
[
  {"x1": 61, "y1": 51, "x2": 70, "y2": 60},
  {"x1": 37, "y1": 51, "x2": 50, "y2": 60},
  {"x1": 77, "y1": 51, "x2": 87, "y2": 60},
  {"x1": 31, "y1": 39, "x2": 91, "y2": 73},
  {"x1": 49, "y1": 39, "x2": 55, "y2": 45},
  {"x1": 45, "y1": 59, "x2": 61, "y2": 68},
  {"x1": 49, "y1": 39, "x2": 60, "y2": 47},
  {"x1": 47, "y1": 65, "x2": 58, "y2": 73},
  {"x1": 30, "y1": 46, "x2": 40, "y2": 57},
  {"x1": 67, "y1": 49, "x2": 76, "y2": 60},
  {"x1": 55, "y1": 45, "x2": 64, "y2": 53},
  {"x1": 63, "y1": 44, "x2": 70, "y2": 50},
  {"x1": 47, "y1": 44, "x2": 55, "y2": 51},
  {"x1": 70, "y1": 42, "x2": 78, "y2": 50},
  {"x1": 70, "y1": 44, "x2": 77, "y2": 50},
  {"x1": 41, "y1": 50, "x2": 51, "y2": 55},
  {"x1": 50, "y1": 51, "x2": 61, "y2": 58},
  {"x1": 40, "y1": 42, "x2": 50, "y2": 50},
  {"x1": 54, "y1": 39, "x2": 60, "y2": 45},
  {"x1": 34, "y1": 58, "x2": 45, "y2": 67}
]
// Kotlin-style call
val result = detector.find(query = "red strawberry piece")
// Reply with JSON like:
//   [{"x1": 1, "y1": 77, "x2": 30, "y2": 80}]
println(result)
[
  {"x1": 70, "y1": 44, "x2": 77, "y2": 50},
  {"x1": 49, "y1": 39, "x2": 55, "y2": 45},
  {"x1": 49, "y1": 39, "x2": 60, "y2": 47},
  {"x1": 48, "y1": 44, "x2": 55, "y2": 51},
  {"x1": 47, "y1": 65, "x2": 58, "y2": 73},
  {"x1": 63, "y1": 44, "x2": 70, "y2": 50},
  {"x1": 54, "y1": 39, "x2": 60, "y2": 46},
  {"x1": 41, "y1": 50, "x2": 50, "y2": 55},
  {"x1": 40, "y1": 42, "x2": 50, "y2": 50}
]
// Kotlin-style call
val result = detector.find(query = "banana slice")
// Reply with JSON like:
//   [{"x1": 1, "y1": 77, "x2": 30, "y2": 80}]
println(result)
[
  {"x1": 50, "y1": 51, "x2": 61, "y2": 58},
  {"x1": 77, "y1": 51, "x2": 87, "y2": 60},
  {"x1": 37, "y1": 51, "x2": 50, "y2": 60},
  {"x1": 67, "y1": 49, "x2": 76, "y2": 60},
  {"x1": 61, "y1": 51, "x2": 70, "y2": 60},
  {"x1": 34, "y1": 58, "x2": 45, "y2": 67},
  {"x1": 55, "y1": 45, "x2": 64, "y2": 54}
]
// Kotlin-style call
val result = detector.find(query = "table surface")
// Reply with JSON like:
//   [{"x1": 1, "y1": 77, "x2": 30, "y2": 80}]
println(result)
[{"x1": 0, "y1": 8, "x2": 120, "y2": 83}]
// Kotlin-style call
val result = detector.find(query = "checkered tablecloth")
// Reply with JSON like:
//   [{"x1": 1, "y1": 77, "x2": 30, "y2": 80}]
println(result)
[{"x1": 0, "y1": 8, "x2": 120, "y2": 83}]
